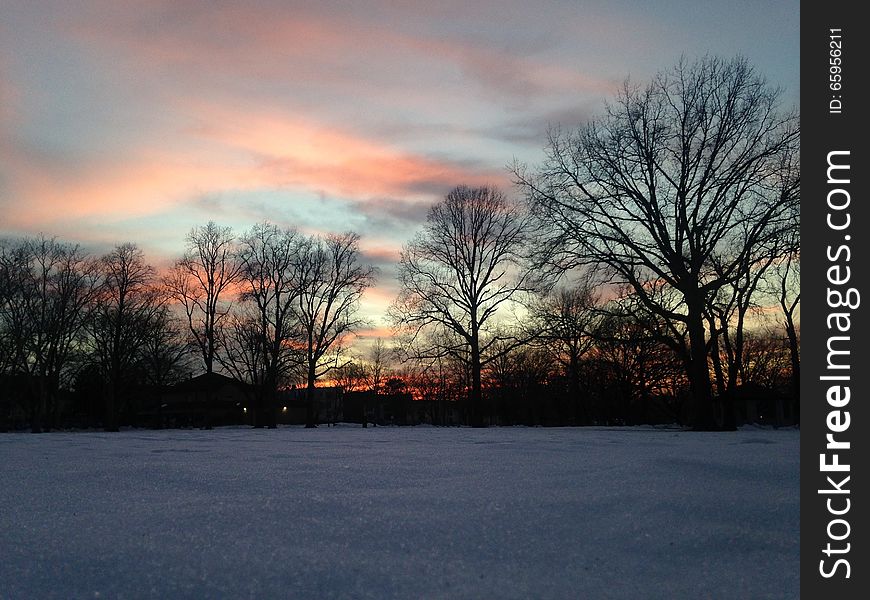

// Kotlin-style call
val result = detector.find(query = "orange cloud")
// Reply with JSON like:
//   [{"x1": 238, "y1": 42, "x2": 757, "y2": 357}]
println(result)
[
  {"x1": 353, "y1": 325, "x2": 397, "y2": 341},
  {"x1": 1, "y1": 145, "x2": 246, "y2": 228},
  {"x1": 1, "y1": 1, "x2": 613, "y2": 234},
  {"x1": 188, "y1": 105, "x2": 501, "y2": 201},
  {"x1": 1, "y1": 99, "x2": 502, "y2": 234}
]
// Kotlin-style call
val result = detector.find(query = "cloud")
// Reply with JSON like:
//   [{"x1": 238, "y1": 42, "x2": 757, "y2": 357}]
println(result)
[
  {"x1": 57, "y1": 1, "x2": 618, "y2": 127},
  {"x1": 480, "y1": 105, "x2": 600, "y2": 146},
  {"x1": 0, "y1": 95, "x2": 505, "y2": 234},
  {"x1": 1, "y1": 0, "x2": 622, "y2": 237},
  {"x1": 173, "y1": 104, "x2": 509, "y2": 221},
  {"x1": 2, "y1": 0, "x2": 799, "y2": 329}
]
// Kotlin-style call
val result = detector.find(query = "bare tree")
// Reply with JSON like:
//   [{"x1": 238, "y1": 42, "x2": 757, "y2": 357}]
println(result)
[
  {"x1": 515, "y1": 56, "x2": 799, "y2": 429},
  {"x1": 591, "y1": 300, "x2": 688, "y2": 425},
  {"x1": 0, "y1": 241, "x2": 32, "y2": 431},
  {"x1": 220, "y1": 312, "x2": 264, "y2": 388},
  {"x1": 233, "y1": 222, "x2": 306, "y2": 428},
  {"x1": 366, "y1": 338, "x2": 389, "y2": 395},
  {"x1": 485, "y1": 342, "x2": 554, "y2": 425},
  {"x1": 703, "y1": 245, "x2": 775, "y2": 407},
  {"x1": 165, "y1": 221, "x2": 240, "y2": 375},
  {"x1": 400, "y1": 335, "x2": 468, "y2": 425},
  {"x1": 529, "y1": 282, "x2": 599, "y2": 424},
  {"x1": 89, "y1": 243, "x2": 163, "y2": 431},
  {"x1": 391, "y1": 185, "x2": 537, "y2": 427},
  {"x1": 295, "y1": 232, "x2": 376, "y2": 427},
  {"x1": 139, "y1": 306, "x2": 194, "y2": 387},
  {"x1": 0, "y1": 237, "x2": 99, "y2": 431},
  {"x1": 737, "y1": 327, "x2": 793, "y2": 392},
  {"x1": 333, "y1": 360, "x2": 368, "y2": 393},
  {"x1": 768, "y1": 241, "x2": 799, "y2": 420},
  {"x1": 362, "y1": 338, "x2": 391, "y2": 428}
]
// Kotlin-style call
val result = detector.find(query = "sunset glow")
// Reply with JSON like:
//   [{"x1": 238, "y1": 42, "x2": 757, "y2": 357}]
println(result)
[{"x1": 1, "y1": 0, "x2": 799, "y2": 331}]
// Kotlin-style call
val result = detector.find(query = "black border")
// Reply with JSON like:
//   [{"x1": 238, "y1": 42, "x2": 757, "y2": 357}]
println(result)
[{"x1": 801, "y1": 2, "x2": 868, "y2": 596}]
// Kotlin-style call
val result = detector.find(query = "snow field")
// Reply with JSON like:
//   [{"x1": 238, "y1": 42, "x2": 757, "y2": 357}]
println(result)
[{"x1": 0, "y1": 426, "x2": 799, "y2": 599}]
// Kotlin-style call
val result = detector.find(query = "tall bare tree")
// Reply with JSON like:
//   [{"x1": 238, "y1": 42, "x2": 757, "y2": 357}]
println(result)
[
  {"x1": 165, "y1": 221, "x2": 240, "y2": 375},
  {"x1": 768, "y1": 241, "x2": 800, "y2": 420},
  {"x1": 391, "y1": 185, "x2": 536, "y2": 427},
  {"x1": 706, "y1": 148, "x2": 799, "y2": 426},
  {"x1": 296, "y1": 232, "x2": 376, "y2": 428},
  {"x1": 0, "y1": 237, "x2": 99, "y2": 431},
  {"x1": 704, "y1": 241, "x2": 786, "y2": 429},
  {"x1": 233, "y1": 222, "x2": 306, "y2": 428},
  {"x1": 89, "y1": 243, "x2": 163, "y2": 431},
  {"x1": 515, "y1": 56, "x2": 799, "y2": 429}
]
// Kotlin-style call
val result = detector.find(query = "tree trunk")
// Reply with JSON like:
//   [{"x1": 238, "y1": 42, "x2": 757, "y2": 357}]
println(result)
[
  {"x1": 717, "y1": 314, "x2": 743, "y2": 432},
  {"x1": 470, "y1": 340, "x2": 484, "y2": 427},
  {"x1": 305, "y1": 363, "x2": 317, "y2": 428},
  {"x1": 264, "y1": 383, "x2": 277, "y2": 429},
  {"x1": 707, "y1": 319, "x2": 727, "y2": 398},
  {"x1": 785, "y1": 313, "x2": 800, "y2": 425},
  {"x1": 686, "y1": 303, "x2": 716, "y2": 430}
]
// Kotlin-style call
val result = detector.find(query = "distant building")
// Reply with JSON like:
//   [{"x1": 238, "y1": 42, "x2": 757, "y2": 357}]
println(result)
[
  {"x1": 138, "y1": 372, "x2": 247, "y2": 428},
  {"x1": 275, "y1": 386, "x2": 343, "y2": 425}
]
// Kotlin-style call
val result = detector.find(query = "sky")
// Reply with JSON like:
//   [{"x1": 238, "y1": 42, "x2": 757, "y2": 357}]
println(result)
[{"x1": 0, "y1": 0, "x2": 799, "y2": 338}]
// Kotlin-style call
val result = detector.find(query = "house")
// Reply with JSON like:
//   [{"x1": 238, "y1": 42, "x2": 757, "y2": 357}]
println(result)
[
  {"x1": 275, "y1": 386, "x2": 343, "y2": 425},
  {"x1": 138, "y1": 372, "x2": 248, "y2": 428}
]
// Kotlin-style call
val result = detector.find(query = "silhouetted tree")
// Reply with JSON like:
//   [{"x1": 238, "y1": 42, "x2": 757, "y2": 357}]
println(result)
[
  {"x1": 0, "y1": 240, "x2": 34, "y2": 429},
  {"x1": 139, "y1": 305, "x2": 194, "y2": 387},
  {"x1": 529, "y1": 282, "x2": 599, "y2": 423},
  {"x1": 233, "y1": 222, "x2": 306, "y2": 428},
  {"x1": 361, "y1": 338, "x2": 391, "y2": 427},
  {"x1": 591, "y1": 301, "x2": 687, "y2": 425},
  {"x1": 738, "y1": 327, "x2": 792, "y2": 391},
  {"x1": 89, "y1": 244, "x2": 163, "y2": 431},
  {"x1": 402, "y1": 348, "x2": 466, "y2": 425},
  {"x1": 295, "y1": 232, "x2": 376, "y2": 427},
  {"x1": 766, "y1": 228, "x2": 800, "y2": 420},
  {"x1": 516, "y1": 56, "x2": 799, "y2": 429},
  {"x1": 391, "y1": 185, "x2": 537, "y2": 426},
  {"x1": 704, "y1": 245, "x2": 781, "y2": 428},
  {"x1": 0, "y1": 237, "x2": 99, "y2": 431},
  {"x1": 486, "y1": 343, "x2": 554, "y2": 425},
  {"x1": 219, "y1": 310, "x2": 269, "y2": 410},
  {"x1": 333, "y1": 360, "x2": 368, "y2": 393},
  {"x1": 366, "y1": 338, "x2": 389, "y2": 395},
  {"x1": 165, "y1": 221, "x2": 240, "y2": 375}
]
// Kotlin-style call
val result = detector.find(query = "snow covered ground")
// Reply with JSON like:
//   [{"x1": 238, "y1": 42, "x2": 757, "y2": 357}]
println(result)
[{"x1": 0, "y1": 425, "x2": 798, "y2": 599}]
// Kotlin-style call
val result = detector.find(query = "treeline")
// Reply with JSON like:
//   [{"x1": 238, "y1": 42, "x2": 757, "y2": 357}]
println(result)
[
  {"x1": 373, "y1": 280, "x2": 797, "y2": 427},
  {"x1": 0, "y1": 225, "x2": 375, "y2": 432},
  {"x1": 389, "y1": 56, "x2": 799, "y2": 430},
  {"x1": 1, "y1": 56, "x2": 799, "y2": 432}
]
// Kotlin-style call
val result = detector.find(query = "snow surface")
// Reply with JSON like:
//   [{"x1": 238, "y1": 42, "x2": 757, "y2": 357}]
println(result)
[{"x1": 0, "y1": 426, "x2": 798, "y2": 599}]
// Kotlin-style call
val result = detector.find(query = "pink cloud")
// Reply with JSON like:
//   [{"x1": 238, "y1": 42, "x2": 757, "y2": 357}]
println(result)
[
  {"x1": 1, "y1": 1, "x2": 618, "y2": 235},
  {"x1": 1, "y1": 100, "x2": 503, "y2": 236},
  {"x1": 60, "y1": 2, "x2": 618, "y2": 115}
]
